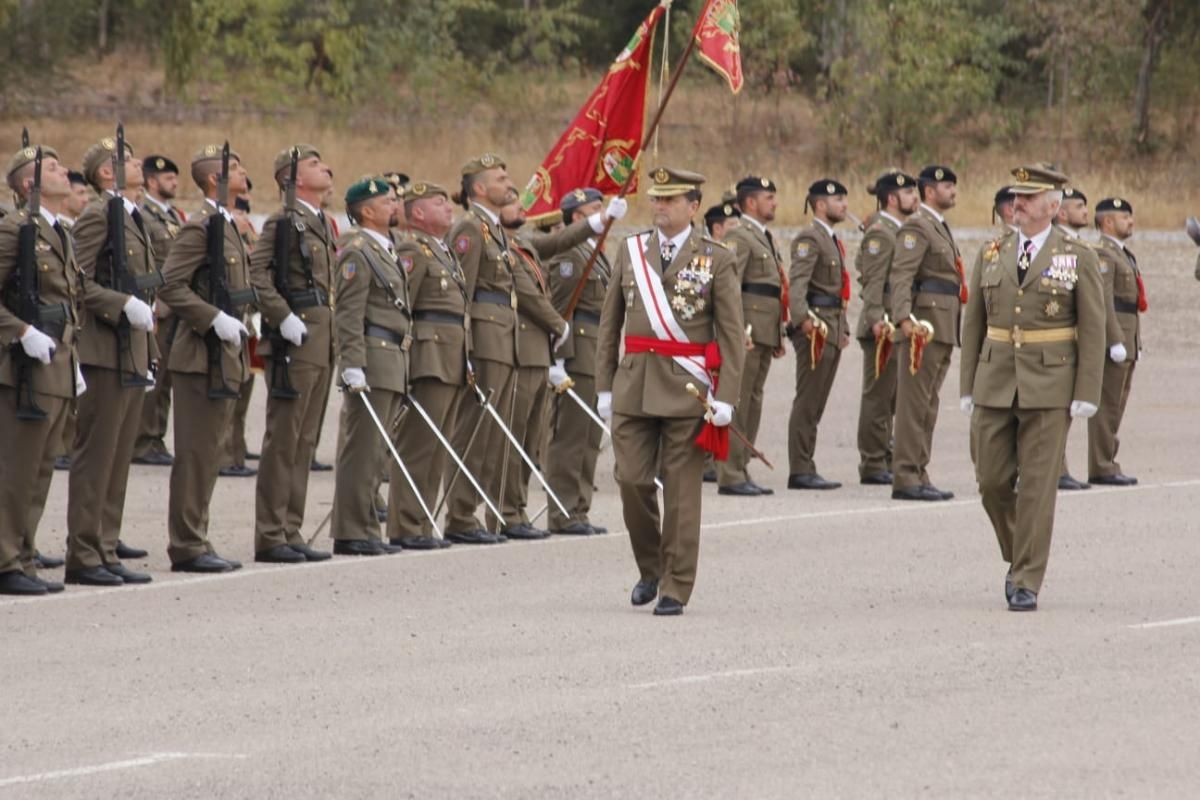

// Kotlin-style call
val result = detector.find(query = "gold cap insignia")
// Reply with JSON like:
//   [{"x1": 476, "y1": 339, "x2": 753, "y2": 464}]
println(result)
[
  {"x1": 1015, "y1": 168, "x2": 1029, "y2": 182},
  {"x1": 204, "y1": 145, "x2": 219, "y2": 156},
  {"x1": 155, "y1": 158, "x2": 165, "y2": 169},
  {"x1": 723, "y1": 204, "x2": 733, "y2": 215},
  {"x1": 826, "y1": 183, "x2": 835, "y2": 194},
  {"x1": 896, "y1": 175, "x2": 905, "y2": 186},
  {"x1": 654, "y1": 168, "x2": 669, "y2": 184},
  {"x1": 480, "y1": 153, "x2": 498, "y2": 168},
  {"x1": 935, "y1": 168, "x2": 946, "y2": 180},
  {"x1": 369, "y1": 180, "x2": 377, "y2": 193},
  {"x1": 573, "y1": 189, "x2": 586, "y2": 201},
  {"x1": 1113, "y1": 199, "x2": 1123, "y2": 208},
  {"x1": 22, "y1": 147, "x2": 35, "y2": 159},
  {"x1": 101, "y1": 137, "x2": 115, "y2": 150},
  {"x1": 761, "y1": 178, "x2": 770, "y2": 188},
  {"x1": 412, "y1": 182, "x2": 427, "y2": 195}
]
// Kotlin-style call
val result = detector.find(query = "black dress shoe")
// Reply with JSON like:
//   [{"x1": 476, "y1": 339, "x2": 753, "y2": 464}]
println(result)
[
  {"x1": 391, "y1": 536, "x2": 451, "y2": 550},
  {"x1": 0, "y1": 571, "x2": 47, "y2": 595},
  {"x1": 255, "y1": 544, "x2": 307, "y2": 564},
  {"x1": 1058, "y1": 474, "x2": 1090, "y2": 491},
  {"x1": 892, "y1": 485, "x2": 949, "y2": 501},
  {"x1": 30, "y1": 575, "x2": 65, "y2": 593},
  {"x1": 787, "y1": 473, "x2": 841, "y2": 490},
  {"x1": 504, "y1": 523, "x2": 551, "y2": 540},
  {"x1": 291, "y1": 543, "x2": 332, "y2": 561},
  {"x1": 104, "y1": 563, "x2": 152, "y2": 584},
  {"x1": 631, "y1": 578, "x2": 659, "y2": 606},
  {"x1": 445, "y1": 529, "x2": 502, "y2": 545},
  {"x1": 333, "y1": 539, "x2": 390, "y2": 556},
  {"x1": 1089, "y1": 473, "x2": 1138, "y2": 486},
  {"x1": 218, "y1": 464, "x2": 257, "y2": 477},
  {"x1": 653, "y1": 596, "x2": 684, "y2": 616},
  {"x1": 32, "y1": 551, "x2": 64, "y2": 569},
  {"x1": 245, "y1": 451, "x2": 261, "y2": 461},
  {"x1": 748, "y1": 482, "x2": 774, "y2": 495},
  {"x1": 131, "y1": 451, "x2": 173, "y2": 466},
  {"x1": 1008, "y1": 587, "x2": 1038, "y2": 611},
  {"x1": 54, "y1": 455, "x2": 71, "y2": 470},
  {"x1": 171, "y1": 553, "x2": 236, "y2": 573},
  {"x1": 115, "y1": 540, "x2": 149, "y2": 560},
  {"x1": 589, "y1": 524, "x2": 609, "y2": 534},
  {"x1": 702, "y1": 468, "x2": 717, "y2": 483},
  {"x1": 860, "y1": 471, "x2": 894, "y2": 486},
  {"x1": 934, "y1": 486, "x2": 955, "y2": 500},
  {"x1": 310, "y1": 460, "x2": 333, "y2": 472},
  {"x1": 220, "y1": 556, "x2": 244, "y2": 570},
  {"x1": 718, "y1": 481, "x2": 763, "y2": 496},
  {"x1": 65, "y1": 566, "x2": 124, "y2": 586},
  {"x1": 553, "y1": 521, "x2": 595, "y2": 536}
]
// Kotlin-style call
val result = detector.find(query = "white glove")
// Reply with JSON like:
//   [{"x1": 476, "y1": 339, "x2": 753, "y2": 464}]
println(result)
[
  {"x1": 249, "y1": 311, "x2": 263, "y2": 339},
  {"x1": 1070, "y1": 400, "x2": 1099, "y2": 419},
  {"x1": 548, "y1": 359, "x2": 569, "y2": 389},
  {"x1": 279, "y1": 313, "x2": 308, "y2": 348},
  {"x1": 210, "y1": 311, "x2": 248, "y2": 345},
  {"x1": 960, "y1": 395, "x2": 974, "y2": 414},
  {"x1": 707, "y1": 397, "x2": 734, "y2": 427},
  {"x1": 341, "y1": 367, "x2": 368, "y2": 392},
  {"x1": 122, "y1": 296, "x2": 155, "y2": 331},
  {"x1": 19, "y1": 326, "x2": 56, "y2": 364},
  {"x1": 553, "y1": 322, "x2": 571, "y2": 352},
  {"x1": 1108, "y1": 343, "x2": 1127, "y2": 363},
  {"x1": 74, "y1": 362, "x2": 87, "y2": 396},
  {"x1": 605, "y1": 196, "x2": 628, "y2": 221},
  {"x1": 597, "y1": 390, "x2": 613, "y2": 421}
]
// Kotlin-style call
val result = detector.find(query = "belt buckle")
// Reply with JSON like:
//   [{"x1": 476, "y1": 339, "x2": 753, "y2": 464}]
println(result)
[{"x1": 1011, "y1": 327, "x2": 1024, "y2": 347}]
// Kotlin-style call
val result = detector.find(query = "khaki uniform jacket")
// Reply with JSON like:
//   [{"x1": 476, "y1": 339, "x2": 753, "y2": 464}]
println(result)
[
  {"x1": 960, "y1": 227, "x2": 1105, "y2": 409},
  {"x1": 0, "y1": 211, "x2": 82, "y2": 398},
  {"x1": 158, "y1": 203, "x2": 251, "y2": 383},
  {"x1": 855, "y1": 213, "x2": 902, "y2": 340},
  {"x1": 448, "y1": 205, "x2": 516, "y2": 366},
  {"x1": 399, "y1": 230, "x2": 470, "y2": 385},
  {"x1": 889, "y1": 207, "x2": 963, "y2": 346},
  {"x1": 71, "y1": 197, "x2": 158, "y2": 374},
  {"x1": 334, "y1": 230, "x2": 411, "y2": 394},
  {"x1": 726, "y1": 219, "x2": 784, "y2": 348},
  {"x1": 510, "y1": 219, "x2": 590, "y2": 369},
  {"x1": 788, "y1": 221, "x2": 849, "y2": 342},
  {"x1": 548, "y1": 238, "x2": 611, "y2": 376},
  {"x1": 1098, "y1": 236, "x2": 1143, "y2": 358},
  {"x1": 250, "y1": 203, "x2": 336, "y2": 368},
  {"x1": 1059, "y1": 226, "x2": 1121, "y2": 348},
  {"x1": 596, "y1": 227, "x2": 745, "y2": 418},
  {"x1": 140, "y1": 199, "x2": 185, "y2": 272}
]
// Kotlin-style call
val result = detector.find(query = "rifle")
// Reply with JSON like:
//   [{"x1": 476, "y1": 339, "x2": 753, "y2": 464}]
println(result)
[
  {"x1": 202, "y1": 142, "x2": 257, "y2": 399},
  {"x1": 106, "y1": 123, "x2": 160, "y2": 388},
  {"x1": 264, "y1": 147, "x2": 307, "y2": 400},
  {"x1": 7, "y1": 147, "x2": 55, "y2": 420}
]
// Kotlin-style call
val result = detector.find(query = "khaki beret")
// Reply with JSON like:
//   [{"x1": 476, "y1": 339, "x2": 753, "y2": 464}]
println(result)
[
  {"x1": 646, "y1": 166, "x2": 705, "y2": 198},
  {"x1": 404, "y1": 181, "x2": 448, "y2": 202},
  {"x1": 82, "y1": 136, "x2": 135, "y2": 185},
  {"x1": 191, "y1": 144, "x2": 242, "y2": 169},
  {"x1": 273, "y1": 144, "x2": 321, "y2": 179},
  {"x1": 461, "y1": 153, "x2": 507, "y2": 176},
  {"x1": 6, "y1": 145, "x2": 60, "y2": 179}
]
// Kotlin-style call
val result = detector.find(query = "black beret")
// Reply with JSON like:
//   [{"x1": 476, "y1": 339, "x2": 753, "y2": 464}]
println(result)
[
  {"x1": 919, "y1": 165, "x2": 957, "y2": 184},
  {"x1": 736, "y1": 175, "x2": 776, "y2": 195},
  {"x1": 993, "y1": 186, "x2": 1015, "y2": 206},
  {"x1": 704, "y1": 202, "x2": 741, "y2": 223},
  {"x1": 233, "y1": 196, "x2": 251, "y2": 213},
  {"x1": 871, "y1": 171, "x2": 916, "y2": 196},
  {"x1": 1062, "y1": 187, "x2": 1088, "y2": 204},
  {"x1": 142, "y1": 155, "x2": 179, "y2": 176},
  {"x1": 1095, "y1": 197, "x2": 1132, "y2": 214},
  {"x1": 559, "y1": 187, "x2": 603, "y2": 216},
  {"x1": 806, "y1": 178, "x2": 848, "y2": 197},
  {"x1": 67, "y1": 170, "x2": 87, "y2": 186}
]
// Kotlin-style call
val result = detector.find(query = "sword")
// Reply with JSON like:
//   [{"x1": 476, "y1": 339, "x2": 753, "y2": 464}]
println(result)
[
  {"x1": 554, "y1": 376, "x2": 663, "y2": 491},
  {"x1": 684, "y1": 382, "x2": 774, "y2": 470},
  {"x1": 305, "y1": 506, "x2": 333, "y2": 546},
  {"x1": 404, "y1": 394, "x2": 503, "y2": 522},
  {"x1": 357, "y1": 391, "x2": 443, "y2": 539},
  {"x1": 473, "y1": 382, "x2": 569, "y2": 517}
]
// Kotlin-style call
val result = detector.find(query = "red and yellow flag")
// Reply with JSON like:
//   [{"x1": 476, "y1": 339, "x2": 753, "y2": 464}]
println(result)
[
  {"x1": 694, "y1": 0, "x2": 743, "y2": 94},
  {"x1": 520, "y1": 4, "x2": 666, "y2": 222}
]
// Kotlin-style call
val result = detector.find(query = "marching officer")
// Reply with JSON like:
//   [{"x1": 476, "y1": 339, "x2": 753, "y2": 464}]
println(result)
[
  {"x1": 889, "y1": 165, "x2": 964, "y2": 501},
  {"x1": 157, "y1": 144, "x2": 255, "y2": 573},
  {"x1": 960, "y1": 164, "x2": 1105, "y2": 611},
  {"x1": 854, "y1": 169, "x2": 918, "y2": 486},
  {"x1": 1088, "y1": 197, "x2": 1143, "y2": 486},
  {"x1": 717, "y1": 176, "x2": 786, "y2": 496},
  {"x1": 62, "y1": 134, "x2": 158, "y2": 586},
  {"x1": 596, "y1": 166, "x2": 744, "y2": 615},
  {"x1": 386, "y1": 181, "x2": 465, "y2": 550},
  {"x1": 133, "y1": 154, "x2": 186, "y2": 467},
  {"x1": 248, "y1": 144, "x2": 336, "y2": 563},
  {"x1": 786, "y1": 179, "x2": 851, "y2": 490},
  {"x1": 329, "y1": 178, "x2": 411, "y2": 556},
  {"x1": 0, "y1": 143, "x2": 79, "y2": 595}
]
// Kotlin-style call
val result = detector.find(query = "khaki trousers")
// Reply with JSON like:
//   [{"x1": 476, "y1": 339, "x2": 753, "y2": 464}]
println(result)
[
  {"x1": 0, "y1": 389, "x2": 69, "y2": 575},
  {"x1": 787, "y1": 336, "x2": 842, "y2": 475},
  {"x1": 613, "y1": 413, "x2": 706, "y2": 605},
  {"x1": 545, "y1": 372, "x2": 602, "y2": 530},
  {"x1": 255, "y1": 363, "x2": 331, "y2": 551},
  {"x1": 167, "y1": 372, "x2": 236, "y2": 564},
  {"x1": 66, "y1": 367, "x2": 146, "y2": 570},
  {"x1": 718, "y1": 343, "x2": 773, "y2": 486},
  {"x1": 221, "y1": 375, "x2": 255, "y2": 467},
  {"x1": 1088, "y1": 359, "x2": 1135, "y2": 479},
  {"x1": 494, "y1": 366, "x2": 549, "y2": 529},
  {"x1": 134, "y1": 318, "x2": 175, "y2": 458},
  {"x1": 856, "y1": 338, "x2": 897, "y2": 478},
  {"x1": 389, "y1": 379, "x2": 463, "y2": 539},
  {"x1": 893, "y1": 339, "x2": 952, "y2": 490},
  {"x1": 445, "y1": 359, "x2": 514, "y2": 534},
  {"x1": 331, "y1": 388, "x2": 403, "y2": 542},
  {"x1": 973, "y1": 403, "x2": 1070, "y2": 593}
]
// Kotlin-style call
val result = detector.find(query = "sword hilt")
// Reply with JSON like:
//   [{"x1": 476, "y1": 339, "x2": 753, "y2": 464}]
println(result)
[{"x1": 553, "y1": 376, "x2": 576, "y2": 395}]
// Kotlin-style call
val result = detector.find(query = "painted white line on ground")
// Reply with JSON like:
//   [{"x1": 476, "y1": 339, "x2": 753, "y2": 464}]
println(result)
[
  {"x1": 627, "y1": 665, "x2": 800, "y2": 690},
  {"x1": 0, "y1": 752, "x2": 247, "y2": 788},
  {"x1": 1127, "y1": 616, "x2": 1200, "y2": 630},
  {"x1": 2, "y1": 478, "x2": 1196, "y2": 610}
]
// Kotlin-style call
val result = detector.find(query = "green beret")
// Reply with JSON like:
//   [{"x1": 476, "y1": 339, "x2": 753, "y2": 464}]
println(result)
[
  {"x1": 461, "y1": 153, "x2": 506, "y2": 176},
  {"x1": 345, "y1": 176, "x2": 391, "y2": 207},
  {"x1": 191, "y1": 144, "x2": 242, "y2": 169},
  {"x1": 404, "y1": 181, "x2": 448, "y2": 202},
  {"x1": 82, "y1": 136, "x2": 135, "y2": 185},
  {"x1": 274, "y1": 144, "x2": 321, "y2": 180},
  {"x1": 6, "y1": 145, "x2": 60, "y2": 179}
]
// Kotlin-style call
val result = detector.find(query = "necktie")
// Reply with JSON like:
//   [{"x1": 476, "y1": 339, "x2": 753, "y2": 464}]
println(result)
[
  {"x1": 1018, "y1": 239, "x2": 1034, "y2": 285},
  {"x1": 53, "y1": 220, "x2": 68, "y2": 252},
  {"x1": 661, "y1": 241, "x2": 676, "y2": 267},
  {"x1": 168, "y1": 207, "x2": 181, "y2": 226},
  {"x1": 131, "y1": 207, "x2": 147, "y2": 238},
  {"x1": 833, "y1": 235, "x2": 850, "y2": 304}
]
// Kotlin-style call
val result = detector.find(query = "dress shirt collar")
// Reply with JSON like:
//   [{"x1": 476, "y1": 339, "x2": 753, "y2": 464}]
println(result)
[{"x1": 920, "y1": 203, "x2": 946, "y2": 223}]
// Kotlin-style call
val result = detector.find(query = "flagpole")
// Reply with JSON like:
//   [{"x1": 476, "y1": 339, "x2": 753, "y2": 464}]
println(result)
[{"x1": 563, "y1": 0, "x2": 703, "y2": 320}]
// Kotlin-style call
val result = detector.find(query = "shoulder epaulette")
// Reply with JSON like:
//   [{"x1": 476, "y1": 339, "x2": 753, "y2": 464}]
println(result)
[{"x1": 701, "y1": 235, "x2": 730, "y2": 250}]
